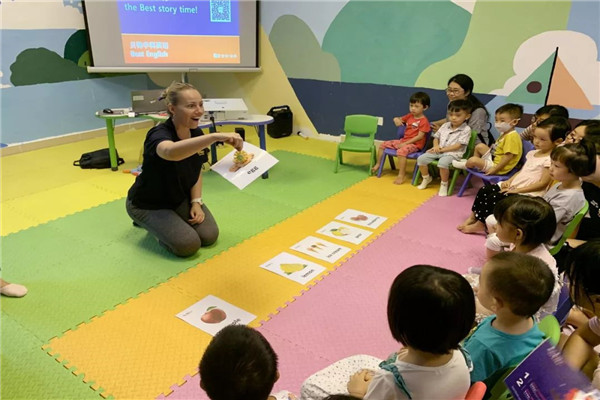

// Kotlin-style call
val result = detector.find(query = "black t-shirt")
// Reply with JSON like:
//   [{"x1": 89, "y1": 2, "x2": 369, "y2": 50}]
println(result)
[
  {"x1": 128, "y1": 118, "x2": 207, "y2": 210},
  {"x1": 578, "y1": 181, "x2": 600, "y2": 240}
]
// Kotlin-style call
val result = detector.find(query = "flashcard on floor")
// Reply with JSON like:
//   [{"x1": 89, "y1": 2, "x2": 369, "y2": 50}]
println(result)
[
  {"x1": 317, "y1": 221, "x2": 372, "y2": 244},
  {"x1": 176, "y1": 295, "x2": 256, "y2": 336},
  {"x1": 334, "y1": 209, "x2": 387, "y2": 229},
  {"x1": 210, "y1": 142, "x2": 279, "y2": 190},
  {"x1": 290, "y1": 236, "x2": 351, "y2": 263},
  {"x1": 260, "y1": 252, "x2": 326, "y2": 284}
]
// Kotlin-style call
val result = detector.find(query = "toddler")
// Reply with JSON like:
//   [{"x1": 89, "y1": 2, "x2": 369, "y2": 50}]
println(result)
[
  {"x1": 301, "y1": 265, "x2": 475, "y2": 400},
  {"x1": 199, "y1": 324, "x2": 297, "y2": 400},
  {"x1": 372, "y1": 92, "x2": 431, "y2": 184},
  {"x1": 452, "y1": 103, "x2": 523, "y2": 175},
  {"x1": 520, "y1": 104, "x2": 569, "y2": 141},
  {"x1": 464, "y1": 252, "x2": 555, "y2": 383},
  {"x1": 416, "y1": 99, "x2": 473, "y2": 197},
  {"x1": 562, "y1": 240, "x2": 600, "y2": 389},
  {"x1": 457, "y1": 116, "x2": 570, "y2": 234},
  {"x1": 565, "y1": 119, "x2": 600, "y2": 144}
]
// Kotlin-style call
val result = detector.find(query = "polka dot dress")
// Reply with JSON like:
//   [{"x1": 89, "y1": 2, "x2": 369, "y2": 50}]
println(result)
[{"x1": 471, "y1": 185, "x2": 512, "y2": 223}]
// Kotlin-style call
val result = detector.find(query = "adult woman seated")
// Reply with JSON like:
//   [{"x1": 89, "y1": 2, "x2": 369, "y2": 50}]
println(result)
[
  {"x1": 126, "y1": 82, "x2": 243, "y2": 257},
  {"x1": 431, "y1": 73, "x2": 493, "y2": 146}
]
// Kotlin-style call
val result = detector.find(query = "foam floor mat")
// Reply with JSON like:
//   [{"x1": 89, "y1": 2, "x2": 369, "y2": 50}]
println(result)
[{"x1": 42, "y1": 176, "x2": 434, "y2": 399}]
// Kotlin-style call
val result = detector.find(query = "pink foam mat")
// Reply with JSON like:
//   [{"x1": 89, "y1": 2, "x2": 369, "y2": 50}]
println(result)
[{"x1": 161, "y1": 194, "x2": 488, "y2": 398}]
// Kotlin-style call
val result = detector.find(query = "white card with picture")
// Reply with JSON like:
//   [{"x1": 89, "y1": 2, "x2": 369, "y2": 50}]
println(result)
[
  {"x1": 176, "y1": 295, "x2": 256, "y2": 336},
  {"x1": 334, "y1": 209, "x2": 387, "y2": 229},
  {"x1": 210, "y1": 142, "x2": 279, "y2": 190},
  {"x1": 260, "y1": 252, "x2": 326, "y2": 284},
  {"x1": 290, "y1": 236, "x2": 351, "y2": 263},
  {"x1": 317, "y1": 221, "x2": 372, "y2": 244}
]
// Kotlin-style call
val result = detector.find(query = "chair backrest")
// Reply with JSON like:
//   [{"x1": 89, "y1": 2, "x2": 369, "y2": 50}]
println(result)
[
  {"x1": 519, "y1": 138, "x2": 535, "y2": 164},
  {"x1": 553, "y1": 283, "x2": 572, "y2": 326},
  {"x1": 549, "y1": 201, "x2": 589, "y2": 255},
  {"x1": 344, "y1": 115, "x2": 378, "y2": 137},
  {"x1": 537, "y1": 315, "x2": 561, "y2": 345},
  {"x1": 396, "y1": 125, "x2": 406, "y2": 139},
  {"x1": 465, "y1": 381, "x2": 487, "y2": 400},
  {"x1": 461, "y1": 130, "x2": 478, "y2": 159}
]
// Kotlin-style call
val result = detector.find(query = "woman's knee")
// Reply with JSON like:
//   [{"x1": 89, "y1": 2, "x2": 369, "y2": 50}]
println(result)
[
  {"x1": 200, "y1": 226, "x2": 219, "y2": 247},
  {"x1": 168, "y1": 235, "x2": 202, "y2": 257}
]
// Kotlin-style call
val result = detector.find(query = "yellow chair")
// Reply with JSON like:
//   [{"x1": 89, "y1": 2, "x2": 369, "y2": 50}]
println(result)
[
  {"x1": 412, "y1": 130, "x2": 477, "y2": 196},
  {"x1": 549, "y1": 201, "x2": 589, "y2": 256},
  {"x1": 334, "y1": 114, "x2": 379, "y2": 175}
]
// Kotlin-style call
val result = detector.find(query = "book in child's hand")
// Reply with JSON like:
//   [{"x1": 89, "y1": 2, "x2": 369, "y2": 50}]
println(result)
[{"x1": 504, "y1": 339, "x2": 600, "y2": 400}]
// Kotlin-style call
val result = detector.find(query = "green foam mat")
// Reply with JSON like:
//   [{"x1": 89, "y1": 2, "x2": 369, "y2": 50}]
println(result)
[
  {"x1": 1, "y1": 151, "x2": 365, "y2": 399},
  {"x1": 1, "y1": 313, "x2": 102, "y2": 400}
]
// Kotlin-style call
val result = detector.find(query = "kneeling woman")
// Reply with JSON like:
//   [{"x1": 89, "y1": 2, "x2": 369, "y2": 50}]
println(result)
[{"x1": 126, "y1": 82, "x2": 243, "y2": 257}]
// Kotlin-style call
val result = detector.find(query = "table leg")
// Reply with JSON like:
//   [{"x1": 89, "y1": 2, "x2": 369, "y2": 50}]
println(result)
[
  {"x1": 105, "y1": 118, "x2": 119, "y2": 171},
  {"x1": 258, "y1": 124, "x2": 269, "y2": 179},
  {"x1": 209, "y1": 125, "x2": 218, "y2": 165}
]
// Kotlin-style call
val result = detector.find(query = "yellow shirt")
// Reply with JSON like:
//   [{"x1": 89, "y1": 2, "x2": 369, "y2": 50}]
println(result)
[{"x1": 493, "y1": 130, "x2": 522, "y2": 174}]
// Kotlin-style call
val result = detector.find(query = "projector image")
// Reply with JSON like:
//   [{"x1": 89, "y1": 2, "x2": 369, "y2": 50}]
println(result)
[{"x1": 201, "y1": 98, "x2": 248, "y2": 121}]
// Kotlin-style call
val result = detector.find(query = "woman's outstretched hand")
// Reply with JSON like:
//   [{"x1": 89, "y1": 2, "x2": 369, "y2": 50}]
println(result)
[{"x1": 220, "y1": 132, "x2": 244, "y2": 151}]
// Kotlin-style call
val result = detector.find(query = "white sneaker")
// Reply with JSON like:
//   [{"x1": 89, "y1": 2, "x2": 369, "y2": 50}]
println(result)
[
  {"x1": 417, "y1": 175, "x2": 433, "y2": 190},
  {"x1": 438, "y1": 183, "x2": 448, "y2": 197},
  {"x1": 452, "y1": 159, "x2": 468, "y2": 170},
  {"x1": 0, "y1": 283, "x2": 28, "y2": 297}
]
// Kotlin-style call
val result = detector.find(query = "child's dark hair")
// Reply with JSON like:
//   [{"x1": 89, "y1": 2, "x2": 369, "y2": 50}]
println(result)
[
  {"x1": 535, "y1": 104, "x2": 569, "y2": 119},
  {"x1": 447, "y1": 99, "x2": 473, "y2": 114},
  {"x1": 447, "y1": 74, "x2": 489, "y2": 117},
  {"x1": 582, "y1": 132, "x2": 600, "y2": 154},
  {"x1": 565, "y1": 239, "x2": 600, "y2": 311},
  {"x1": 387, "y1": 265, "x2": 475, "y2": 355},
  {"x1": 410, "y1": 91, "x2": 430, "y2": 108},
  {"x1": 551, "y1": 142, "x2": 597, "y2": 177},
  {"x1": 536, "y1": 116, "x2": 571, "y2": 141},
  {"x1": 486, "y1": 252, "x2": 555, "y2": 317},
  {"x1": 493, "y1": 195, "x2": 556, "y2": 247},
  {"x1": 496, "y1": 103, "x2": 524, "y2": 120},
  {"x1": 574, "y1": 119, "x2": 600, "y2": 137},
  {"x1": 199, "y1": 325, "x2": 278, "y2": 400}
]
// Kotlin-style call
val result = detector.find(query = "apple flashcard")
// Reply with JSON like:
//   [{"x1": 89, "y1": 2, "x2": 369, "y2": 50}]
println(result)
[
  {"x1": 317, "y1": 221, "x2": 372, "y2": 244},
  {"x1": 290, "y1": 236, "x2": 351, "y2": 263},
  {"x1": 210, "y1": 142, "x2": 279, "y2": 190},
  {"x1": 176, "y1": 295, "x2": 256, "y2": 336},
  {"x1": 334, "y1": 209, "x2": 387, "y2": 229},
  {"x1": 260, "y1": 252, "x2": 327, "y2": 284}
]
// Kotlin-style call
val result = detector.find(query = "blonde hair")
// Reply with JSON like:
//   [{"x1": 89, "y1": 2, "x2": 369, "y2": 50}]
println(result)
[{"x1": 162, "y1": 82, "x2": 198, "y2": 116}]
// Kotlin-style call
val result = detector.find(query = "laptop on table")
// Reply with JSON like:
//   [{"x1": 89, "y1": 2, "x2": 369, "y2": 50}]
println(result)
[{"x1": 131, "y1": 89, "x2": 167, "y2": 115}]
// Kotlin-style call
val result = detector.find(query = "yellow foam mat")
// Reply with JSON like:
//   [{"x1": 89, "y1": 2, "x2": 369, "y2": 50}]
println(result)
[{"x1": 43, "y1": 176, "x2": 434, "y2": 399}]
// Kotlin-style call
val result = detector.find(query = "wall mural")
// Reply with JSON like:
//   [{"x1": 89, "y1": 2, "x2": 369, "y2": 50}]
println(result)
[{"x1": 266, "y1": 0, "x2": 600, "y2": 140}]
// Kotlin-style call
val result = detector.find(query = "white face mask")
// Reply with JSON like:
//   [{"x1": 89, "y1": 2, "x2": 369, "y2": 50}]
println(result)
[{"x1": 495, "y1": 122, "x2": 513, "y2": 133}]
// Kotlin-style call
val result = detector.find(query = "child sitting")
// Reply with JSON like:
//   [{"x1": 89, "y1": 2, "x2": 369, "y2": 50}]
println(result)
[
  {"x1": 457, "y1": 116, "x2": 570, "y2": 234},
  {"x1": 416, "y1": 99, "x2": 473, "y2": 197},
  {"x1": 464, "y1": 252, "x2": 555, "y2": 383},
  {"x1": 199, "y1": 324, "x2": 297, "y2": 400},
  {"x1": 565, "y1": 119, "x2": 600, "y2": 144},
  {"x1": 520, "y1": 104, "x2": 569, "y2": 142},
  {"x1": 301, "y1": 265, "x2": 475, "y2": 400},
  {"x1": 452, "y1": 103, "x2": 523, "y2": 175},
  {"x1": 372, "y1": 92, "x2": 431, "y2": 184},
  {"x1": 562, "y1": 239, "x2": 600, "y2": 389}
]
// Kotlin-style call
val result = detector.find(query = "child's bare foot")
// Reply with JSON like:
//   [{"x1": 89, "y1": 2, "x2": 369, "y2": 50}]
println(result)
[
  {"x1": 457, "y1": 215, "x2": 477, "y2": 231},
  {"x1": 393, "y1": 176, "x2": 405, "y2": 185},
  {"x1": 371, "y1": 164, "x2": 380, "y2": 174},
  {"x1": 460, "y1": 221, "x2": 486, "y2": 234}
]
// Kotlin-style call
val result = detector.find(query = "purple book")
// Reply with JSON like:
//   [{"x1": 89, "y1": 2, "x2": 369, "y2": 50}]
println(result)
[{"x1": 504, "y1": 339, "x2": 599, "y2": 400}]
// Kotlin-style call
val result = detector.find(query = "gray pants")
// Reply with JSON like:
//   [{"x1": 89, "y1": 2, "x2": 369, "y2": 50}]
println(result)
[{"x1": 126, "y1": 198, "x2": 219, "y2": 257}]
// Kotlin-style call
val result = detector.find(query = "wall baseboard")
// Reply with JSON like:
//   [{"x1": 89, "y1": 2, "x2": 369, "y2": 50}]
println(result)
[{"x1": 0, "y1": 121, "x2": 154, "y2": 157}]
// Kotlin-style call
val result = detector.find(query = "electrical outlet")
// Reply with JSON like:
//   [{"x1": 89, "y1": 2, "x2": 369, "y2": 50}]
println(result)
[{"x1": 377, "y1": 117, "x2": 384, "y2": 126}]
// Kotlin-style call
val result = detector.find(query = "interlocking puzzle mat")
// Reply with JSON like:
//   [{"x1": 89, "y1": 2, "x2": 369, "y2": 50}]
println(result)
[
  {"x1": 1, "y1": 150, "x2": 368, "y2": 399},
  {"x1": 42, "y1": 176, "x2": 435, "y2": 399}
]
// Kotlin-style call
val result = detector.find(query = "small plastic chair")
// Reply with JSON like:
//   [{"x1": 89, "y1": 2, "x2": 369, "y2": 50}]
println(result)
[
  {"x1": 465, "y1": 382, "x2": 487, "y2": 400},
  {"x1": 549, "y1": 201, "x2": 589, "y2": 256},
  {"x1": 376, "y1": 126, "x2": 431, "y2": 179},
  {"x1": 334, "y1": 114, "x2": 379, "y2": 175},
  {"x1": 457, "y1": 138, "x2": 534, "y2": 197},
  {"x1": 412, "y1": 130, "x2": 477, "y2": 196}
]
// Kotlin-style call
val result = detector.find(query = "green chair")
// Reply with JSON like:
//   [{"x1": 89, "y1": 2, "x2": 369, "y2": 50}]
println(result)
[
  {"x1": 483, "y1": 315, "x2": 561, "y2": 400},
  {"x1": 549, "y1": 201, "x2": 589, "y2": 256},
  {"x1": 412, "y1": 130, "x2": 478, "y2": 195},
  {"x1": 334, "y1": 114, "x2": 379, "y2": 175}
]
